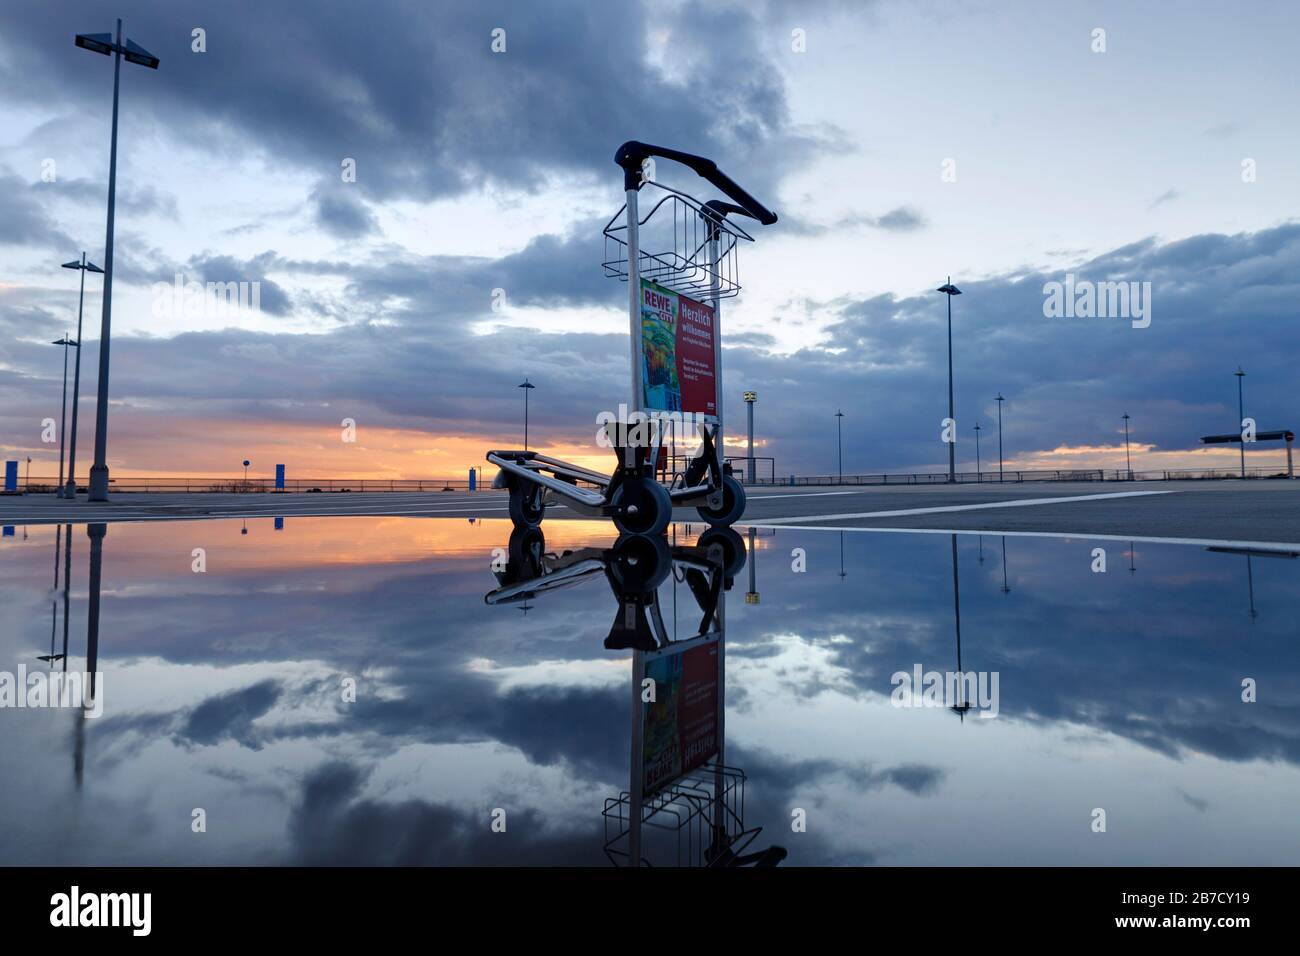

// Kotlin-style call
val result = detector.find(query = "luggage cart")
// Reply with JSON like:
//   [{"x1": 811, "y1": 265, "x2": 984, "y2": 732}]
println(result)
[{"x1": 487, "y1": 141, "x2": 778, "y2": 535}]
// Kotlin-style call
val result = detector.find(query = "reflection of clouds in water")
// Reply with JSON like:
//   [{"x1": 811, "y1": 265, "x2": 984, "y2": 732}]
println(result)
[
  {"x1": 728, "y1": 632, "x2": 862, "y2": 708},
  {"x1": 3, "y1": 518, "x2": 1300, "y2": 864}
]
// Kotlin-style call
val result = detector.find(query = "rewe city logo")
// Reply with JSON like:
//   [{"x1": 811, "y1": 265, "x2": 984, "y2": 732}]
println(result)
[{"x1": 1042, "y1": 273, "x2": 1152, "y2": 328}]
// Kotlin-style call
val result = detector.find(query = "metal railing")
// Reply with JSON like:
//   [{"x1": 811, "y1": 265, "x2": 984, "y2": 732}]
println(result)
[
  {"x1": 10, "y1": 464, "x2": 1294, "y2": 495},
  {"x1": 753, "y1": 466, "x2": 1295, "y2": 486},
  {"x1": 10, "y1": 475, "x2": 501, "y2": 494}
]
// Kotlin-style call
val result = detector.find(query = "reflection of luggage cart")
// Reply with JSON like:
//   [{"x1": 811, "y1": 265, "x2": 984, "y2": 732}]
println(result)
[
  {"x1": 487, "y1": 141, "x2": 778, "y2": 536},
  {"x1": 484, "y1": 526, "x2": 746, "y2": 652}
]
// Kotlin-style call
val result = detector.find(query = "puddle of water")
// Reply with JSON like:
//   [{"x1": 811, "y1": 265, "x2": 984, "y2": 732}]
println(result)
[{"x1": 0, "y1": 517, "x2": 1296, "y2": 866}]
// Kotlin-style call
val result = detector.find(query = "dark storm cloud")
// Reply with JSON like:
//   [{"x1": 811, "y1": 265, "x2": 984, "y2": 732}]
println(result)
[
  {"x1": 0, "y1": 172, "x2": 74, "y2": 247},
  {"x1": 311, "y1": 183, "x2": 378, "y2": 239},
  {"x1": 782, "y1": 205, "x2": 928, "y2": 235},
  {"x1": 286, "y1": 760, "x2": 604, "y2": 865},
  {"x1": 183, "y1": 251, "x2": 294, "y2": 316},
  {"x1": 720, "y1": 222, "x2": 1300, "y2": 473},
  {"x1": 179, "y1": 678, "x2": 282, "y2": 747},
  {"x1": 42, "y1": 176, "x2": 178, "y2": 219},
  {"x1": 4, "y1": 220, "x2": 1299, "y2": 473},
  {"x1": 1, "y1": 0, "x2": 810, "y2": 204}
]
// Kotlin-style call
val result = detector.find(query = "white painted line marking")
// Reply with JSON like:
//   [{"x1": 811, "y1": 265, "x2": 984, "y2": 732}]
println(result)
[
  {"x1": 755, "y1": 489, "x2": 1176, "y2": 524},
  {"x1": 742, "y1": 490, "x2": 860, "y2": 500},
  {"x1": 740, "y1": 523, "x2": 1300, "y2": 553}
]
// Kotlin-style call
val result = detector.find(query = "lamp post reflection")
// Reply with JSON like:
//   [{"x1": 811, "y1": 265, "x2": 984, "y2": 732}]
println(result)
[
  {"x1": 1000, "y1": 535, "x2": 1011, "y2": 595},
  {"x1": 950, "y1": 534, "x2": 970, "y2": 720}
]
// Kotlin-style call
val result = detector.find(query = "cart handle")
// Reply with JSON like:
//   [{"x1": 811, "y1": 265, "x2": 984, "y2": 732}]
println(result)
[{"x1": 614, "y1": 141, "x2": 778, "y2": 226}]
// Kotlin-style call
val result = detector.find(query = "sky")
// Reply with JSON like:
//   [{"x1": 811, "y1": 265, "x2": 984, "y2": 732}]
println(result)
[{"x1": 1, "y1": 0, "x2": 1297, "y2": 480}]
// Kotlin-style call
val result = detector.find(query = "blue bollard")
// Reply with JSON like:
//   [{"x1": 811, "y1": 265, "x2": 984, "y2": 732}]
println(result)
[
  {"x1": 468, "y1": 467, "x2": 477, "y2": 492},
  {"x1": 275, "y1": 464, "x2": 285, "y2": 490},
  {"x1": 3, "y1": 461, "x2": 16, "y2": 493}
]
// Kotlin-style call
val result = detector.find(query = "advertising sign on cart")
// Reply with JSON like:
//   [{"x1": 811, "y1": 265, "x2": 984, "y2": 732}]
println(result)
[
  {"x1": 639, "y1": 278, "x2": 717, "y2": 417},
  {"x1": 640, "y1": 636, "x2": 721, "y2": 796}
]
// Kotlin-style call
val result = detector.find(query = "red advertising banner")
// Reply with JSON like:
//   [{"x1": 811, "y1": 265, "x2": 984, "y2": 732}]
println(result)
[
  {"x1": 641, "y1": 640, "x2": 720, "y2": 796},
  {"x1": 639, "y1": 279, "x2": 717, "y2": 416}
]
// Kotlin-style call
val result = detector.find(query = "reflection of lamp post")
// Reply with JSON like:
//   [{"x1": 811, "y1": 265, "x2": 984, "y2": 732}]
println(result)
[
  {"x1": 1246, "y1": 554, "x2": 1258, "y2": 622},
  {"x1": 949, "y1": 534, "x2": 970, "y2": 719},
  {"x1": 835, "y1": 409, "x2": 844, "y2": 484},
  {"x1": 838, "y1": 531, "x2": 846, "y2": 580},
  {"x1": 1234, "y1": 366, "x2": 1246, "y2": 479},
  {"x1": 76, "y1": 19, "x2": 161, "y2": 502},
  {"x1": 60, "y1": 254, "x2": 103, "y2": 499},
  {"x1": 936, "y1": 279, "x2": 962, "y2": 484},
  {"x1": 746, "y1": 526, "x2": 759, "y2": 604},
  {"x1": 743, "y1": 391, "x2": 757, "y2": 484},
  {"x1": 519, "y1": 378, "x2": 535, "y2": 451},
  {"x1": 1000, "y1": 535, "x2": 1010, "y2": 595},
  {"x1": 85, "y1": 523, "x2": 106, "y2": 703}
]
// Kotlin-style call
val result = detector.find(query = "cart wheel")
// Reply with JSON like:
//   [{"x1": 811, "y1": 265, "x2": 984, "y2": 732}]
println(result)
[
  {"x1": 495, "y1": 527, "x2": 546, "y2": 585},
  {"x1": 610, "y1": 478, "x2": 672, "y2": 536},
  {"x1": 698, "y1": 526, "x2": 747, "y2": 580},
  {"x1": 608, "y1": 533, "x2": 672, "y2": 592},
  {"x1": 508, "y1": 480, "x2": 546, "y2": 529},
  {"x1": 696, "y1": 474, "x2": 746, "y2": 526}
]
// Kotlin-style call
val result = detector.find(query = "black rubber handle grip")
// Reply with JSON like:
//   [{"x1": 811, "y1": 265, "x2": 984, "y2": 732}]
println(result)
[{"x1": 615, "y1": 140, "x2": 778, "y2": 225}]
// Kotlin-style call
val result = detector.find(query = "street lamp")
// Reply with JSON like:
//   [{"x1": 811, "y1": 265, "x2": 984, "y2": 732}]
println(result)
[
  {"x1": 743, "y1": 390, "x2": 757, "y2": 484},
  {"x1": 75, "y1": 18, "x2": 160, "y2": 503},
  {"x1": 61, "y1": 254, "x2": 103, "y2": 500},
  {"x1": 518, "y1": 378, "x2": 535, "y2": 450},
  {"x1": 995, "y1": 393, "x2": 1005, "y2": 483},
  {"x1": 1121, "y1": 413, "x2": 1132, "y2": 479},
  {"x1": 243, "y1": 459, "x2": 250, "y2": 483},
  {"x1": 52, "y1": 335, "x2": 77, "y2": 497},
  {"x1": 1234, "y1": 366, "x2": 1246, "y2": 479},
  {"x1": 936, "y1": 278, "x2": 962, "y2": 483},
  {"x1": 974, "y1": 422, "x2": 981, "y2": 481},
  {"x1": 835, "y1": 409, "x2": 844, "y2": 484}
]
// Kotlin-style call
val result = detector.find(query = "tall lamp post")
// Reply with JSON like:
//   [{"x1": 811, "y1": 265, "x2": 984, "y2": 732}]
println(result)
[
  {"x1": 1121, "y1": 413, "x2": 1132, "y2": 479},
  {"x1": 835, "y1": 409, "x2": 844, "y2": 484},
  {"x1": 1234, "y1": 366, "x2": 1246, "y2": 479},
  {"x1": 75, "y1": 19, "x2": 160, "y2": 503},
  {"x1": 518, "y1": 378, "x2": 535, "y2": 450},
  {"x1": 61, "y1": 254, "x2": 103, "y2": 499},
  {"x1": 995, "y1": 393, "x2": 1005, "y2": 483},
  {"x1": 743, "y1": 391, "x2": 757, "y2": 484},
  {"x1": 936, "y1": 279, "x2": 962, "y2": 483},
  {"x1": 52, "y1": 335, "x2": 77, "y2": 497},
  {"x1": 973, "y1": 422, "x2": 981, "y2": 481}
]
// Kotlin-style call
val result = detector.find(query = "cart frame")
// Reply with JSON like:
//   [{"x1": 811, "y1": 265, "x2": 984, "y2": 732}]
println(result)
[{"x1": 488, "y1": 141, "x2": 777, "y2": 536}]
